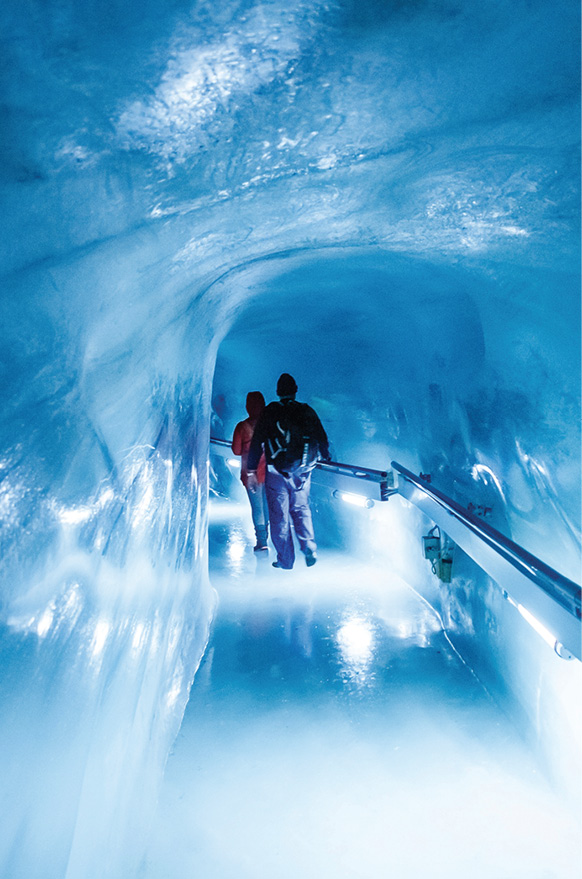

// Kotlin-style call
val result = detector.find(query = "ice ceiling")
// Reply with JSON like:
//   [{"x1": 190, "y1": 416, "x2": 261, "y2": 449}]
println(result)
[{"x1": 0, "y1": 0, "x2": 579, "y2": 876}]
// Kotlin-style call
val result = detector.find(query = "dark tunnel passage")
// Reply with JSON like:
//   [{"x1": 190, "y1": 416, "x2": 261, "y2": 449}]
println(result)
[{"x1": 0, "y1": 0, "x2": 580, "y2": 876}]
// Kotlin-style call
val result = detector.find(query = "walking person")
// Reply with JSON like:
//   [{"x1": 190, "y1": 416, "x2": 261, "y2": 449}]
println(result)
[
  {"x1": 247, "y1": 374, "x2": 330, "y2": 570},
  {"x1": 232, "y1": 391, "x2": 269, "y2": 551}
]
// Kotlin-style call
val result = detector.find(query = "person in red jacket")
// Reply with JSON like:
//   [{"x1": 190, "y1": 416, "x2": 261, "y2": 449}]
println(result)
[{"x1": 231, "y1": 391, "x2": 269, "y2": 551}]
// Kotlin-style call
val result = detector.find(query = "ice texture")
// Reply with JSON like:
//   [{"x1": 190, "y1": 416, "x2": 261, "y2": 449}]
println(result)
[{"x1": 0, "y1": 0, "x2": 579, "y2": 876}]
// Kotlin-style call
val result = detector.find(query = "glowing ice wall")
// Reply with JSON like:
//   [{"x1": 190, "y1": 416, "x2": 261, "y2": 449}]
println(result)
[
  {"x1": 0, "y1": 0, "x2": 579, "y2": 874},
  {"x1": 0, "y1": 237, "x2": 220, "y2": 877}
]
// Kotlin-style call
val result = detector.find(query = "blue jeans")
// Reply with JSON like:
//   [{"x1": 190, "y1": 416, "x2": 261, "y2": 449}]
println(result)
[
  {"x1": 265, "y1": 468, "x2": 316, "y2": 569},
  {"x1": 246, "y1": 483, "x2": 269, "y2": 545}
]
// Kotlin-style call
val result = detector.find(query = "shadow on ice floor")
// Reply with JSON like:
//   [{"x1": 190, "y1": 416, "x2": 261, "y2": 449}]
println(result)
[{"x1": 141, "y1": 499, "x2": 580, "y2": 879}]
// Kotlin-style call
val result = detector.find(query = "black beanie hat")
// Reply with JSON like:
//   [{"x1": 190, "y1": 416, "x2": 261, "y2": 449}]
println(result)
[{"x1": 276, "y1": 373, "x2": 298, "y2": 397}]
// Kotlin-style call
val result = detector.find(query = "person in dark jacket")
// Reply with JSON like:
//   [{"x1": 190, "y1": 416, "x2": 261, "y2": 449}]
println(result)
[
  {"x1": 231, "y1": 391, "x2": 269, "y2": 551},
  {"x1": 247, "y1": 373, "x2": 330, "y2": 570}
]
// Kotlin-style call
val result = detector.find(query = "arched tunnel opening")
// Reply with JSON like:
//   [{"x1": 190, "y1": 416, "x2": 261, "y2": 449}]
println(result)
[{"x1": 0, "y1": 0, "x2": 580, "y2": 877}]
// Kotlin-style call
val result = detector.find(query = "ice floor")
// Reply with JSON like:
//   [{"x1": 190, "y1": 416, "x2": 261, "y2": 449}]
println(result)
[{"x1": 141, "y1": 501, "x2": 581, "y2": 878}]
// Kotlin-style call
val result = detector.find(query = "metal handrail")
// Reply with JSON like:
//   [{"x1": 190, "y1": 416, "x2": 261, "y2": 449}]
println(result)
[
  {"x1": 210, "y1": 437, "x2": 233, "y2": 448},
  {"x1": 314, "y1": 460, "x2": 388, "y2": 482},
  {"x1": 210, "y1": 436, "x2": 581, "y2": 625},
  {"x1": 392, "y1": 460, "x2": 582, "y2": 622},
  {"x1": 210, "y1": 436, "x2": 392, "y2": 489}
]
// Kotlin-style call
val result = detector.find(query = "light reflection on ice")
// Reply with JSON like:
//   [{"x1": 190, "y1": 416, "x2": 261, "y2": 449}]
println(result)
[
  {"x1": 7, "y1": 581, "x2": 83, "y2": 641},
  {"x1": 472, "y1": 462, "x2": 506, "y2": 500},
  {"x1": 132, "y1": 483, "x2": 155, "y2": 529},
  {"x1": 98, "y1": 488, "x2": 114, "y2": 507},
  {"x1": 54, "y1": 487, "x2": 117, "y2": 528},
  {"x1": 116, "y1": 2, "x2": 326, "y2": 162},
  {"x1": 165, "y1": 670, "x2": 184, "y2": 710},
  {"x1": 226, "y1": 532, "x2": 247, "y2": 572},
  {"x1": 36, "y1": 608, "x2": 54, "y2": 638},
  {"x1": 0, "y1": 480, "x2": 21, "y2": 520},
  {"x1": 58, "y1": 506, "x2": 94, "y2": 525},
  {"x1": 337, "y1": 616, "x2": 374, "y2": 665},
  {"x1": 132, "y1": 621, "x2": 146, "y2": 652},
  {"x1": 336, "y1": 615, "x2": 375, "y2": 687},
  {"x1": 91, "y1": 619, "x2": 111, "y2": 659}
]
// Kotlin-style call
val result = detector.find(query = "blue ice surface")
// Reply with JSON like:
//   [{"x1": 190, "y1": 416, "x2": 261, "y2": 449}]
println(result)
[
  {"x1": 0, "y1": 0, "x2": 580, "y2": 875},
  {"x1": 141, "y1": 503, "x2": 581, "y2": 878}
]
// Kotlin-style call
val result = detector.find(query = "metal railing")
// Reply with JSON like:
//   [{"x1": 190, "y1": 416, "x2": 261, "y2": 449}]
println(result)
[
  {"x1": 392, "y1": 461, "x2": 581, "y2": 660},
  {"x1": 313, "y1": 459, "x2": 396, "y2": 500},
  {"x1": 391, "y1": 461, "x2": 581, "y2": 620},
  {"x1": 210, "y1": 436, "x2": 581, "y2": 658},
  {"x1": 210, "y1": 436, "x2": 394, "y2": 499},
  {"x1": 210, "y1": 437, "x2": 235, "y2": 449}
]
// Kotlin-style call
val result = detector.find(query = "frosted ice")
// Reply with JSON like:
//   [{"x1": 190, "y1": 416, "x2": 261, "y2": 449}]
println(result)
[{"x1": 0, "y1": 0, "x2": 579, "y2": 876}]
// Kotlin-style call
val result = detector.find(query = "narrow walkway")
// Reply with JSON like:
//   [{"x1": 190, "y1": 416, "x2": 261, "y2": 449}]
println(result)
[{"x1": 142, "y1": 502, "x2": 580, "y2": 878}]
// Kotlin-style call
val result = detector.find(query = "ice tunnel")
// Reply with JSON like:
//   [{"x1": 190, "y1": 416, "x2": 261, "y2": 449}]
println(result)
[{"x1": 0, "y1": 0, "x2": 580, "y2": 877}]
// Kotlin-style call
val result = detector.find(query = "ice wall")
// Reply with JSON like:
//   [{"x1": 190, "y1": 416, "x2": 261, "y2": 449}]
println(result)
[{"x1": 0, "y1": 0, "x2": 579, "y2": 875}]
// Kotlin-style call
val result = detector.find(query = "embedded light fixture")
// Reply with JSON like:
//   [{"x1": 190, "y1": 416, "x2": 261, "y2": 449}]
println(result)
[
  {"x1": 514, "y1": 601, "x2": 573, "y2": 660},
  {"x1": 516, "y1": 603, "x2": 556, "y2": 648},
  {"x1": 333, "y1": 490, "x2": 374, "y2": 509}
]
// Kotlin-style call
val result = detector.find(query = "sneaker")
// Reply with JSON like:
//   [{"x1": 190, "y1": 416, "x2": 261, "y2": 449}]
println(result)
[
  {"x1": 254, "y1": 543, "x2": 269, "y2": 552},
  {"x1": 304, "y1": 549, "x2": 317, "y2": 567},
  {"x1": 272, "y1": 561, "x2": 292, "y2": 570}
]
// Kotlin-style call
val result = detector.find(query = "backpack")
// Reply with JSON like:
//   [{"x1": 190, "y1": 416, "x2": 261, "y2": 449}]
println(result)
[{"x1": 267, "y1": 401, "x2": 319, "y2": 478}]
